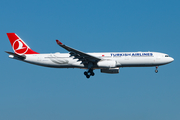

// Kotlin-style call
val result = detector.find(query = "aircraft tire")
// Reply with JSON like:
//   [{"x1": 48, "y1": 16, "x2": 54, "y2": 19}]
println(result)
[
  {"x1": 91, "y1": 72, "x2": 95, "y2": 76},
  {"x1": 84, "y1": 71, "x2": 88, "y2": 75},
  {"x1": 86, "y1": 75, "x2": 90, "y2": 78}
]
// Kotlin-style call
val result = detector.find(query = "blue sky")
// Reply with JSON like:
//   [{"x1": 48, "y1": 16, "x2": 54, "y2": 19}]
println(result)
[{"x1": 1, "y1": 0, "x2": 180, "y2": 120}]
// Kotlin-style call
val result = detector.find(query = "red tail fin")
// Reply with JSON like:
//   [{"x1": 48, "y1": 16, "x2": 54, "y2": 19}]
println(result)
[{"x1": 7, "y1": 33, "x2": 39, "y2": 55}]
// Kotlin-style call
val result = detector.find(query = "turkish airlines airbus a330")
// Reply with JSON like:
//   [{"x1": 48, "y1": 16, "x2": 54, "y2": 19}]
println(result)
[{"x1": 6, "y1": 33, "x2": 174, "y2": 78}]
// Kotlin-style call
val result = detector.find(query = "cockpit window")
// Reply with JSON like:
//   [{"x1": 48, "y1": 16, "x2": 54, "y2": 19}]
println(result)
[{"x1": 165, "y1": 55, "x2": 169, "y2": 57}]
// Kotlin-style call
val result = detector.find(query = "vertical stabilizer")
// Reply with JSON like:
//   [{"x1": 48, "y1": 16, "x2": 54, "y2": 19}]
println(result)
[{"x1": 7, "y1": 33, "x2": 39, "y2": 55}]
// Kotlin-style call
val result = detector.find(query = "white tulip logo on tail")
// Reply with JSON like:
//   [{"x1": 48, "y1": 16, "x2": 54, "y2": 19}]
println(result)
[{"x1": 13, "y1": 39, "x2": 28, "y2": 54}]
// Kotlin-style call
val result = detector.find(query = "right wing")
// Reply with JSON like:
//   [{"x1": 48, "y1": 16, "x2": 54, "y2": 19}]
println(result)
[{"x1": 56, "y1": 40, "x2": 101, "y2": 64}]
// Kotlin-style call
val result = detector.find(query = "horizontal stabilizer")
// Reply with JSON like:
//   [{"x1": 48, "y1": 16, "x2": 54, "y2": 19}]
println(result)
[{"x1": 5, "y1": 51, "x2": 26, "y2": 60}]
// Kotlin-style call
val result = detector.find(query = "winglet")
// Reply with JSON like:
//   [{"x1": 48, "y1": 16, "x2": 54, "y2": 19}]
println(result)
[{"x1": 56, "y1": 40, "x2": 63, "y2": 45}]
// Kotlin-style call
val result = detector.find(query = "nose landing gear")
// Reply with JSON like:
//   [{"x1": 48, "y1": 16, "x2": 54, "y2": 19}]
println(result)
[
  {"x1": 84, "y1": 69, "x2": 95, "y2": 78},
  {"x1": 155, "y1": 66, "x2": 158, "y2": 73}
]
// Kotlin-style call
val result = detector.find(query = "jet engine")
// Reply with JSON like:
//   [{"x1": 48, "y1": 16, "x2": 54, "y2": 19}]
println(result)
[
  {"x1": 97, "y1": 60, "x2": 116, "y2": 68},
  {"x1": 101, "y1": 68, "x2": 119, "y2": 74}
]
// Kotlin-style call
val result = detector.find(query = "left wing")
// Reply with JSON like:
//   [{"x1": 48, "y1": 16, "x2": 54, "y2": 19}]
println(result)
[{"x1": 56, "y1": 40, "x2": 101, "y2": 64}]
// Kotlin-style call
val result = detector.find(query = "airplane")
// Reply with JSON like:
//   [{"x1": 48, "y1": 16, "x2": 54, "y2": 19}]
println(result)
[{"x1": 5, "y1": 33, "x2": 174, "y2": 78}]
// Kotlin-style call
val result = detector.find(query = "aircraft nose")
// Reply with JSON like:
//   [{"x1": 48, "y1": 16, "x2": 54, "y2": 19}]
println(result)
[{"x1": 170, "y1": 57, "x2": 174, "y2": 62}]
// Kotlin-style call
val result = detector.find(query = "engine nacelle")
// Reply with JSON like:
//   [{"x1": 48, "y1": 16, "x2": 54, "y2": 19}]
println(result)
[
  {"x1": 97, "y1": 60, "x2": 116, "y2": 68},
  {"x1": 101, "y1": 68, "x2": 119, "y2": 74}
]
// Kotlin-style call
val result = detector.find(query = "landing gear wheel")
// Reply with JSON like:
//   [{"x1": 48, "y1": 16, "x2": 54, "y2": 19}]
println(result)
[
  {"x1": 84, "y1": 71, "x2": 88, "y2": 75},
  {"x1": 84, "y1": 68, "x2": 95, "y2": 78},
  {"x1": 155, "y1": 69, "x2": 158, "y2": 73},
  {"x1": 86, "y1": 75, "x2": 90, "y2": 78},
  {"x1": 90, "y1": 72, "x2": 95, "y2": 76}
]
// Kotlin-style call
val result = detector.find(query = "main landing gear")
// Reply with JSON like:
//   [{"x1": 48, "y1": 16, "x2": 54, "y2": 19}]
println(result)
[
  {"x1": 84, "y1": 69, "x2": 95, "y2": 78},
  {"x1": 84, "y1": 62, "x2": 95, "y2": 78},
  {"x1": 155, "y1": 66, "x2": 158, "y2": 73}
]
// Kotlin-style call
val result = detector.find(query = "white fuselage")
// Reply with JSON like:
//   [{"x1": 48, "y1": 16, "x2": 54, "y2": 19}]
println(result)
[
  {"x1": 11, "y1": 52, "x2": 174, "y2": 69},
  {"x1": 6, "y1": 33, "x2": 174, "y2": 78}
]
